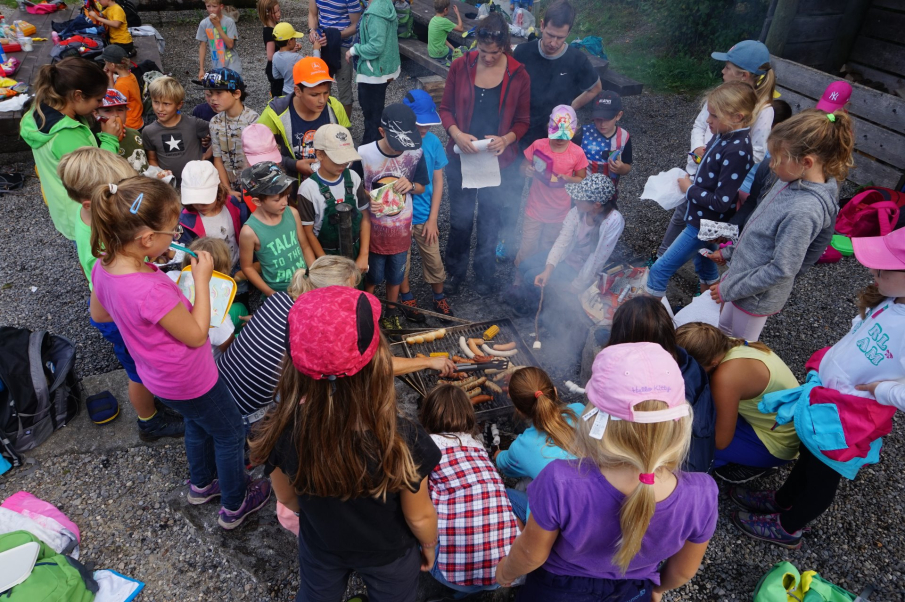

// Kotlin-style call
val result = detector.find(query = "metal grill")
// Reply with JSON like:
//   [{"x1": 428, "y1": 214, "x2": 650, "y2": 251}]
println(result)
[{"x1": 396, "y1": 318, "x2": 540, "y2": 422}]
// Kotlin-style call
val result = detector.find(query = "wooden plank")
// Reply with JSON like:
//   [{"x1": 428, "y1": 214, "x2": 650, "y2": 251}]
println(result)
[
  {"x1": 397, "y1": 37, "x2": 450, "y2": 78},
  {"x1": 782, "y1": 39, "x2": 835, "y2": 69},
  {"x1": 872, "y1": 0, "x2": 905, "y2": 10},
  {"x1": 787, "y1": 15, "x2": 843, "y2": 42},
  {"x1": 847, "y1": 62, "x2": 905, "y2": 96},
  {"x1": 850, "y1": 151, "x2": 905, "y2": 189},
  {"x1": 796, "y1": 0, "x2": 849, "y2": 15},
  {"x1": 859, "y1": 7, "x2": 905, "y2": 44},
  {"x1": 849, "y1": 37, "x2": 905, "y2": 79},
  {"x1": 416, "y1": 75, "x2": 446, "y2": 105}
]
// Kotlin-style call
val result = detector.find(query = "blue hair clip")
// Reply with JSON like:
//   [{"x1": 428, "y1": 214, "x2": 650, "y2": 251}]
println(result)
[{"x1": 129, "y1": 193, "x2": 144, "y2": 215}]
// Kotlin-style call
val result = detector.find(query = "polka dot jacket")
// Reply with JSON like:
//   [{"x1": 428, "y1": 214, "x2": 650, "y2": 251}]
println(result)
[{"x1": 683, "y1": 127, "x2": 753, "y2": 229}]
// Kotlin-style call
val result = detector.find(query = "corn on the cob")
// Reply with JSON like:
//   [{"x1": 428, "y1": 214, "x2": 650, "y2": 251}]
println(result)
[{"x1": 483, "y1": 325, "x2": 500, "y2": 341}]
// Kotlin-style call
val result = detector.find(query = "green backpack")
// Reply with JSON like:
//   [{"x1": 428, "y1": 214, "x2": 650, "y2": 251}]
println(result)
[
  {"x1": 0, "y1": 532, "x2": 96, "y2": 602},
  {"x1": 394, "y1": 0, "x2": 415, "y2": 38},
  {"x1": 753, "y1": 562, "x2": 876, "y2": 602}
]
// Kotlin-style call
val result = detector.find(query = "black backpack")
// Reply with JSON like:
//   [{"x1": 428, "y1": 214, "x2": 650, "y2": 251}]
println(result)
[
  {"x1": 120, "y1": 0, "x2": 142, "y2": 28},
  {"x1": 0, "y1": 327, "x2": 81, "y2": 468}
]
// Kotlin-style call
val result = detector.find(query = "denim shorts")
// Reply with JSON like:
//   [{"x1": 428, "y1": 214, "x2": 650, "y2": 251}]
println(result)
[
  {"x1": 90, "y1": 317, "x2": 142, "y2": 384},
  {"x1": 366, "y1": 251, "x2": 408, "y2": 286}
]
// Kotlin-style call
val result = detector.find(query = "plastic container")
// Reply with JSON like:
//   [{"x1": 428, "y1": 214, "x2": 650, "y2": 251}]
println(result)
[
  {"x1": 831, "y1": 234, "x2": 854, "y2": 257},
  {"x1": 20, "y1": 36, "x2": 31, "y2": 51}
]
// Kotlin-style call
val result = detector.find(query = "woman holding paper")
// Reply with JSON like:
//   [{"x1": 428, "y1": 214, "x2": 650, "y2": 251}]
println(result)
[{"x1": 439, "y1": 11, "x2": 530, "y2": 296}]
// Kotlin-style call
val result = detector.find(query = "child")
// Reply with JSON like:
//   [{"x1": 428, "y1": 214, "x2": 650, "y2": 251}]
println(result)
[
  {"x1": 99, "y1": 45, "x2": 143, "y2": 130},
  {"x1": 358, "y1": 103, "x2": 429, "y2": 329},
  {"x1": 192, "y1": 89, "x2": 218, "y2": 122},
  {"x1": 238, "y1": 161, "x2": 315, "y2": 295},
  {"x1": 193, "y1": 69, "x2": 260, "y2": 195},
  {"x1": 257, "y1": 0, "x2": 284, "y2": 98},
  {"x1": 89, "y1": 176, "x2": 271, "y2": 528},
  {"x1": 142, "y1": 76, "x2": 211, "y2": 185},
  {"x1": 646, "y1": 81, "x2": 756, "y2": 299},
  {"x1": 20, "y1": 58, "x2": 122, "y2": 241},
  {"x1": 735, "y1": 98, "x2": 792, "y2": 212},
  {"x1": 298, "y1": 124, "x2": 371, "y2": 269},
  {"x1": 197, "y1": 0, "x2": 242, "y2": 80},
  {"x1": 270, "y1": 22, "x2": 305, "y2": 97},
  {"x1": 708, "y1": 109, "x2": 855, "y2": 342},
  {"x1": 399, "y1": 90, "x2": 454, "y2": 321},
  {"x1": 57, "y1": 148, "x2": 184, "y2": 441},
  {"x1": 420, "y1": 385, "x2": 520, "y2": 595},
  {"x1": 427, "y1": 0, "x2": 463, "y2": 64},
  {"x1": 580, "y1": 91, "x2": 632, "y2": 192},
  {"x1": 95, "y1": 89, "x2": 150, "y2": 175},
  {"x1": 515, "y1": 105, "x2": 588, "y2": 273},
  {"x1": 730, "y1": 228, "x2": 905, "y2": 549},
  {"x1": 87, "y1": 0, "x2": 134, "y2": 56},
  {"x1": 249, "y1": 286, "x2": 441, "y2": 601},
  {"x1": 494, "y1": 343, "x2": 718, "y2": 599}
]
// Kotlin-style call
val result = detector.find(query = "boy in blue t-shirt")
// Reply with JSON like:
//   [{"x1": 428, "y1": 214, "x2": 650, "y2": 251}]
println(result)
[
  {"x1": 398, "y1": 90, "x2": 454, "y2": 321},
  {"x1": 579, "y1": 91, "x2": 632, "y2": 198}
]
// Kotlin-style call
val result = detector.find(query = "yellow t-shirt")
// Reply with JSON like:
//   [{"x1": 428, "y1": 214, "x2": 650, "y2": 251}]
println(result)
[
  {"x1": 103, "y1": 3, "x2": 133, "y2": 45},
  {"x1": 722, "y1": 345, "x2": 801, "y2": 460}
]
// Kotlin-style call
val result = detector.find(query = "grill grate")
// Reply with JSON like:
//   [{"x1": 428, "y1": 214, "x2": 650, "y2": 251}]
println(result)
[{"x1": 396, "y1": 318, "x2": 540, "y2": 422}]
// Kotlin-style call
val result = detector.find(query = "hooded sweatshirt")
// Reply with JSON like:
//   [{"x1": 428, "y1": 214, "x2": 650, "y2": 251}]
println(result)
[
  {"x1": 20, "y1": 104, "x2": 120, "y2": 241},
  {"x1": 718, "y1": 178, "x2": 839, "y2": 316},
  {"x1": 350, "y1": 0, "x2": 400, "y2": 82}
]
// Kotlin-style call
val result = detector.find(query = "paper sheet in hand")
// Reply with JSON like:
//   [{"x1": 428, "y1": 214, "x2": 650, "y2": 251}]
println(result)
[
  {"x1": 176, "y1": 268, "x2": 237, "y2": 328},
  {"x1": 453, "y1": 139, "x2": 500, "y2": 189},
  {"x1": 641, "y1": 167, "x2": 688, "y2": 210}
]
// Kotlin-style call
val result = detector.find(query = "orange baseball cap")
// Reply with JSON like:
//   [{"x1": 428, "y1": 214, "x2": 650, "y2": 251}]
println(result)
[{"x1": 293, "y1": 57, "x2": 334, "y2": 88}]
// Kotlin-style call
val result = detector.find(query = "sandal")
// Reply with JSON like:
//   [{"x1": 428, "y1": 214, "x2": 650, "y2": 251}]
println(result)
[{"x1": 86, "y1": 391, "x2": 120, "y2": 425}]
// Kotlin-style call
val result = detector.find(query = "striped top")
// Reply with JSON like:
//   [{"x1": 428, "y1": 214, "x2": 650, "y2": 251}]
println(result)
[
  {"x1": 216, "y1": 292, "x2": 294, "y2": 416},
  {"x1": 314, "y1": 0, "x2": 362, "y2": 47}
]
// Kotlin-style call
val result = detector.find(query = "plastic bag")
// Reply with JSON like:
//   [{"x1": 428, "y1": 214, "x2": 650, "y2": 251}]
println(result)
[
  {"x1": 511, "y1": 7, "x2": 534, "y2": 30},
  {"x1": 641, "y1": 167, "x2": 688, "y2": 210},
  {"x1": 477, "y1": 2, "x2": 490, "y2": 18}
]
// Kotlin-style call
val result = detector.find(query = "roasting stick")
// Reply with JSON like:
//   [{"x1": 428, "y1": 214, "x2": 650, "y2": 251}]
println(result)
[{"x1": 533, "y1": 286, "x2": 544, "y2": 349}]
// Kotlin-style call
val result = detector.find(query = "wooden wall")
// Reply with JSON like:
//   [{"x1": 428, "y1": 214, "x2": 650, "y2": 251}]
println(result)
[{"x1": 848, "y1": 0, "x2": 905, "y2": 94}]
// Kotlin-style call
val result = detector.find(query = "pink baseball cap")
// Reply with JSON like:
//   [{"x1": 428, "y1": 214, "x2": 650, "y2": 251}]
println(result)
[
  {"x1": 288, "y1": 286, "x2": 383, "y2": 380},
  {"x1": 852, "y1": 227, "x2": 905, "y2": 271},
  {"x1": 242, "y1": 124, "x2": 282, "y2": 166},
  {"x1": 815, "y1": 81, "x2": 852, "y2": 113},
  {"x1": 585, "y1": 343, "x2": 688, "y2": 423}
]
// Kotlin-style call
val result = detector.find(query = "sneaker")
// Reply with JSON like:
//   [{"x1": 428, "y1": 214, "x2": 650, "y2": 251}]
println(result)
[
  {"x1": 187, "y1": 479, "x2": 221, "y2": 505},
  {"x1": 137, "y1": 411, "x2": 185, "y2": 442},
  {"x1": 400, "y1": 298, "x2": 426, "y2": 323},
  {"x1": 218, "y1": 478, "x2": 272, "y2": 530},
  {"x1": 713, "y1": 463, "x2": 774, "y2": 484},
  {"x1": 731, "y1": 511, "x2": 802, "y2": 549},
  {"x1": 379, "y1": 309, "x2": 402, "y2": 330},
  {"x1": 728, "y1": 486, "x2": 789, "y2": 514},
  {"x1": 432, "y1": 297, "x2": 454, "y2": 321}
]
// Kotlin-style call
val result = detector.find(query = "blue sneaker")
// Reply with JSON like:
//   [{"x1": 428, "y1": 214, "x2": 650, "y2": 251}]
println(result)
[
  {"x1": 218, "y1": 478, "x2": 272, "y2": 530},
  {"x1": 187, "y1": 479, "x2": 221, "y2": 505},
  {"x1": 731, "y1": 511, "x2": 802, "y2": 549}
]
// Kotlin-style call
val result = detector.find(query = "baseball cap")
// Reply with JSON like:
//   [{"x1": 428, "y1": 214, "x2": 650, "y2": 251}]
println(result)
[
  {"x1": 380, "y1": 103, "x2": 422, "y2": 151},
  {"x1": 403, "y1": 89, "x2": 441, "y2": 126},
  {"x1": 192, "y1": 68, "x2": 246, "y2": 91},
  {"x1": 592, "y1": 91, "x2": 623, "y2": 119},
  {"x1": 273, "y1": 22, "x2": 304, "y2": 42},
  {"x1": 565, "y1": 172, "x2": 615, "y2": 205},
  {"x1": 288, "y1": 286, "x2": 382, "y2": 380},
  {"x1": 852, "y1": 227, "x2": 905, "y2": 271},
  {"x1": 584, "y1": 343, "x2": 688, "y2": 436},
  {"x1": 548, "y1": 104, "x2": 578, "y2": 140},
  {"x1": 180, "y1": 161, "x2": 221, "y2": 205},
  {"x1": 242, "y1": 124, "x2": 282, "y2": 166},
  {"x1": 314, "y1": 124, "x2": 361, "y2": 164},
  {"x1": 98, "y1": 44, "x2": 128, "y2": 64},
  {"x1": 293, "y1": 56, "x2": 334, "y2": 88},
  {"x1": 101, "y1": 88, "x2": 128, "y2": 107},
  {"x1": 238, "y1": 161, "x2": 295, "y2": 197},
  {"x1": 711, "y1": 40, "x2": 770, "y2": 75},
  {"x1": 815, "y1": 81, "x2": 852, "y2": 113}
]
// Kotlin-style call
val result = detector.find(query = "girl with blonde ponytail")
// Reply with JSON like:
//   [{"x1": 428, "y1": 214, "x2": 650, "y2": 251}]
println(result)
[{"x1": 495, "y1": 343, "x2": 717, "y2": 601}]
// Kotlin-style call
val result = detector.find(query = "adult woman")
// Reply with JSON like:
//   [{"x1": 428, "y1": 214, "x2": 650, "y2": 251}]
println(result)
[
  {"x1": 676, "y1": 322, "x2": 800, "y2": 484},
  {"x1": 439, "y1": 11, "x2": 530, "y2": 296},
  {"x1": 251, "y1": 286, "x2": 440, "y2": 600}
]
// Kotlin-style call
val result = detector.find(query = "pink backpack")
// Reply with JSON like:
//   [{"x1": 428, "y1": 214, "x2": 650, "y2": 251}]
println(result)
[{"x1": 836, "y1": 187, "x2": 905, "y2": 238}]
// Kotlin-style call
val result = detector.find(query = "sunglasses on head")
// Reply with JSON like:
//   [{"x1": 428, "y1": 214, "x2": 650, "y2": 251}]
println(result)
[{"x1": 476, "y1": 28, "x2": 505, "y2": 42}]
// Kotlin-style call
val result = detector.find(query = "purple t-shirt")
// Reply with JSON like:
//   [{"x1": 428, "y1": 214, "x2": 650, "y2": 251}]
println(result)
[
  {"x1": 528, "y1": 460, "x2": 718, "y2": 584},
  {"x1": 91, "y1": 262, "x2": 218, "y2": 400}
]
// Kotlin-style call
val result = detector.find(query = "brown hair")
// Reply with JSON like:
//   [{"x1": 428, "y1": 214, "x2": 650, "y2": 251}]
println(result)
[
  {"x1": 58, "y1": 147, "x2": 136, "y2": 203},
  {"x1": 675, "y1": 322, "x2": 771, "y2": 370},
  {"x1": 707, "y1": 81, "x2": 758, "y2": 129},
  {"x1": 508, "y1": 367, "x2": 576, "y2": 452},
  {"x1": 420, "y1": 385, "x2": 477, "y2": 436},
  {"x1": 771, "y1": 99, "x2": 792, "y2": 126},
  {"x1": 543, "y1": 0, "x2": 575, "y2": 29},
  {"x1": 256, "y1": 0, "x2": 279, "y2": 25},
  {"x1": 608, "y1": 296, "x2": 678, "y2": 360},
  {"x1": 181, "y1": 236, "x2": 232, "y2": 274},
  {"x1": 857, "y1": 283, "x2": 886, "y2": 319},
  {"x1": 32, "y1": 57, "x2": 108, "y2": 129},
  {"x1": 475, "y1": 12, "x2": 511, "y2": 54},
  {"x1": 767, "y1": 108, "x2": 856, "y2": 182},
  {"x1": 90, "y1": 176, "x2": 181, "y2": 264},
  {"x1": 249, "y1": 337, "x2": 421, "y2": 501},
  {"x1": 433, "y1": 0, "x2": 450, "y2": 12}
]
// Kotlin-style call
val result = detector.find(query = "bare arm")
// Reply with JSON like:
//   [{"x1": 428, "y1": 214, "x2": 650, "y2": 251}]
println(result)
[
  {"x1": 357, "y1": 209, "x2": 371, "y2": 273},
  {"x1": 711, "y1": 358, "x2": 771, "y2": 450},
  {"x1": 265, "y1": 40, "x2": 276, "y2": 62},
  {"x1": 307, "y1": 1, "x2": 319, "y2": 35},
  {"x1": 147, "y1": 149, "x2": 159, "y2": 167},
  {"x1": 452, "y1": 5, "x2": 464, "y2": 31},
  {"x1": 653, "y1": 540, "x2": 710, "y2": 597},
  {"x1": 571, "y1": 79, "x2": 602, "y2": 111},
  {"x1": 342, "y1": 11, "x2": 362, "y2": 40},
  {"x1": 158, "y1": 251, "x2": 213, "y2": 347},
  {"x1": 290, "y1": 207, "x2": 317, "y2": 267},
  {"x1": 562, "y1": 167, "x2": 587, "y2": 183},
  {"x1": 303, "y1": 224, "x2": 326, "y2": 258},
  {"x1": 198, "y1": 41, "x2": 207, "y2": 79},
  {"x1": 239, "y1": 225, "x2": 275, "y2": 296},
  {"x1": 270, "y1": 467, "x2": 300, "y2": 513},
  {"x1": 400, "y1": 477, "x2": 438, "y2": 571},
  {"x1": 392, "y1": 356, "x2": 456, "y2": 377},
  {"x1": 495, "y1": 516, "x2": 559, "y2": 586},
  {"x1": 213, "y1": 156, "x2": 231, "y2": 192}
]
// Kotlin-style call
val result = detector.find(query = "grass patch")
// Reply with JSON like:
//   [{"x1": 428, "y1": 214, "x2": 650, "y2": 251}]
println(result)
[{"x1": 0, "y1": 0, "x2": 18, "y2": 9}]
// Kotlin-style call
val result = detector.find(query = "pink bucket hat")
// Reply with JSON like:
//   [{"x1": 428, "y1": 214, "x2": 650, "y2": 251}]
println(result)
[
  {"x1": 852, "y1": 227, "x2": 905, "y2": 271},
  {"x1": 242, "y1": 124, "x2": 282, "y2": 166},
  {"x1": 548, "y1": 104, "x2": 578, "y2": 140},
  {"x1": 815, "y1": 81, "x2": 852, "y2": 113},
  {"x1": 288, "y1": 286, "x2": 383, "y2": 380},
  {"x1": 585, "y1": 343, "x2": 688, "y2": 434}
]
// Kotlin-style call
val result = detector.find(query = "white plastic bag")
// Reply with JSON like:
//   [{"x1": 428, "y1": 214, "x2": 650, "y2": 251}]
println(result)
[
  {"x1": 641, "y1": 167, "x2": 688, "y2": 210},
  {"x1": 512, "y1": 7, "x2": 535, "y2": 30},
  {"x1": 477, "y1": 2, "x2": 490, "y2": 18},
  {"x1": 673, "y1": 293, "x2": 721, "y2": 328}
]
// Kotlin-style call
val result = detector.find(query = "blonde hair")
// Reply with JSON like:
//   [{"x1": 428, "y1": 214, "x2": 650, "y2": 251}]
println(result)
[
  {"x1": 727, "y1": 60, "x2": 776, "y2": 113},
  {"x1": 857, "y1": 283, "x2": 886, "y2": 320},
  {"x1": 31, "y1": 57, "x2": 108, "y2": 129},
  {"x1": 286, "y1": 255, "x2": 362, "y2": 299},
  {"x1": 508, "y1": 367, "x2": 576, "y2": 453},
  {"x1": 58, "y1": 147, "x2": 136, "y2": 203},
  {"x1": 148, "y1": 76, "x2": 185, "y2": 105},
  {"x1": 675, "y1": 322, "x2": 771, "y2": 369},
  {"x1": 707, "y1": 81, "x2": 758, "y2": 129},
  {"x1": 257, "y1": 0, "x2": 279, "y2": 25},
  {"x1": 767, "y1": 108, "x2": 856, "y2": 182},
  {"x1": 573, "y1": 400, "x2": 692, "y2": 572},
  {"x1": 181, "y1": 236, "x2": 233, "y2": 273}
]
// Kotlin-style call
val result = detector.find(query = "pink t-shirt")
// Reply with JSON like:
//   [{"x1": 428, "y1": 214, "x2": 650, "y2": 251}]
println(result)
[
  {"x1": 523, "y1": 139, "x2": 589, "y2": 224},
  {"x1": 91, "y1": 261, "x2": 218, "y2": 400}
]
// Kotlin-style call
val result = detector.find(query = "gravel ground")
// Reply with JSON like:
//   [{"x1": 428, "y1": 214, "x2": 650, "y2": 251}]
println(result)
[{"x1": 2, "y1": 3, "x2": 904, "y2": 600}]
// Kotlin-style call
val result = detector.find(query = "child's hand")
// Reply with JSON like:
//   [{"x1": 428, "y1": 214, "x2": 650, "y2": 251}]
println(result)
[
  {"x1": 422, "y1": 219, "x2": 439, "y2": 246},
  {"x1": 704, "y1": 249, "x2": 725, "y2": 265},
  {"x1": 345, "y1": 49, "x2": 353, "y2": 64},
  {"x1": 100, "y1": 116, "x2": 123, "y2": 139},
  {"x1": 209, "y1": 12, "x2": 220, "y2": 26},
  {"x1": 428, "y1": 357, "x2": 457, "y2": 377},
  {"x1": 855, "y1": 382, "x2": 882, "y2": 398},
  {"x1": 198, "y1": 68, "x2": 206, "y2": 81},
  {"x1": 191, "y1": 250, "x2": 214, "y2": 284},
  {"x1": 534, "y1": 266, "x2": 553, "y2": 288},
  {"x1": 156, "y1": 169, "x2": 173, "y2": 180},
  {"x1": 709, "y1": 283, "x2": 722, "y2": 303},
  {"x1": 419, "y1": 545, "x2": 436, "y2": 572},
  {"x1": 200, "y1": 135, "x2": 211, "y2": 149},
  {"x1": 355, "y1": 255, "x2": 369, "y2": 273},
  {"x1": 678, "y1": 175, "x2": 692, "y2": 193},
  {"x1": 692, "y1": 146, "x2": 706, "y2": 159},
  {"x1": 608, "y1": 156, "x2": 629, "y2": 175},
  {"x1": 393, "y1": 177, "x2": 414, "y2": 195},
  {"x1": 296, "y1": 158, "x2": 316, "y2": 176}
]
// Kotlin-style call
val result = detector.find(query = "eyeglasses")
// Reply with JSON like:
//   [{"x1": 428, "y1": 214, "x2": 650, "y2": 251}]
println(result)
[
  {"x1": 687, "y1": 151, "x2": 703, "y2": 164},
  {"x1": 135, "y1": 224, "x2": 184, "y2": 241},
  {"x1": 476, "y1": 28, "x2": 505, "y2": 42}
]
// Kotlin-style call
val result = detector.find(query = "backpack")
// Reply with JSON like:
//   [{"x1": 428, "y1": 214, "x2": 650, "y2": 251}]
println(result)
[
  {"x1": 753, "y1": 561, "x2": 876, "y2": 602},
  {"x1": 0, "y1": 532, "x2": 96, "y2": 602},
  {"x1": 0, "y1": 327, "x2": 81, "y2": 468},
  {"x1": 120, "y1": 0, "x2": 142, "y2": 28},
  {"x1": 836, "y1": 186, "x2": 905, "y2": 238},
  {"x1": 394, "y1": 0, "x2": 414, "y2": 38}
]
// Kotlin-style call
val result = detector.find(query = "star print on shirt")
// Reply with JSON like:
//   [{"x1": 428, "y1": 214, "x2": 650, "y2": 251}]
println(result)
[{"x1": 162, "y1": 133, "x2": 184, "y2": 153}]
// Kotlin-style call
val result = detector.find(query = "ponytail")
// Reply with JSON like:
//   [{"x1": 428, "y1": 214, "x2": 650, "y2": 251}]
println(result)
[
  {"x1": 32, "y1": 58, "x2": 108, "y2": 129},
  {"x1": 752, "y1": 65, "x2": 776, "y2": 114},
  {"x1": 767, "y1": 108, "x2": 855, "y2": 181},
  {"x1": 508, "y1": 367, "x2": 576, "y2": 453},
  {"x1": 857, "y1": 283, "x2": 887, "y2": 319}
]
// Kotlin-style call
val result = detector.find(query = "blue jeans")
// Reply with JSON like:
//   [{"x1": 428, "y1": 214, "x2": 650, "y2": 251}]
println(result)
[
  {"x1": 90, "y1": 316, "x2": 142, "y2": 383},
  {"x1": 517, "y1": 568, "x2": 652, "y2": 602},
  {"x1": 507, "y1": 487, "x2": 528, "y2": 524},
  {"x1": 430, "y1": 558, "x2": 500, "y2": 597},
  {"x1": 646, "y1": 225, "x2": 718, "y2": 297},
  {"x1": 367, "y1": 251, "x2": 408, "y2": 286},
  {"x1": 713, "y1": 416, "x2": 791, "y2": 469},
  {"x1": 158, "y1": 376, "x2": 247, "y2": 510}
]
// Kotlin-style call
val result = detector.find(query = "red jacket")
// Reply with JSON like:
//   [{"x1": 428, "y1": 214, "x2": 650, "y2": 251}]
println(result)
[{"x1": 439, "y1": 51, "x2": 531, "y2": 168}]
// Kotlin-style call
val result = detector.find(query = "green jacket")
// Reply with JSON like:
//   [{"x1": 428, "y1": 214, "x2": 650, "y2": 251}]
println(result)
[
  {"x1": 352, "y1": 0, "x2": 400, "y2": 81},
  {"x1": 20, "y1": 104, "x2": 119, "y2": 240}
]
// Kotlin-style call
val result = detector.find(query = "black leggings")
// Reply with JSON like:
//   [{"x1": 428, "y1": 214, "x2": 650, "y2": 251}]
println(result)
[{"x1": 775, "y1": 446, "x2": 842, "y2": 533}]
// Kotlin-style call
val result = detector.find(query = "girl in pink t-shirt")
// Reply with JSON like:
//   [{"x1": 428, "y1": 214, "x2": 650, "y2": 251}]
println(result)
[
  {"x1": 515, "y1": 105, "x2": 588, "y2": 281},
  {"x1": 89, "y1": 176, "x2": 270, "y2": 530}
]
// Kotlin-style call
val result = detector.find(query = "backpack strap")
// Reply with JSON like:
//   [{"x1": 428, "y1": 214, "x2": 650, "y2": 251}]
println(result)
[
  {"x1": 27, "y1": 331, "x2": 50, "y2": 421},
  {"x1": 854, "y1": 585, "x2": 877, "y2": 601},
  {"x1": 342, "y1": 169, "x2": 355, "y2": 204}
]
